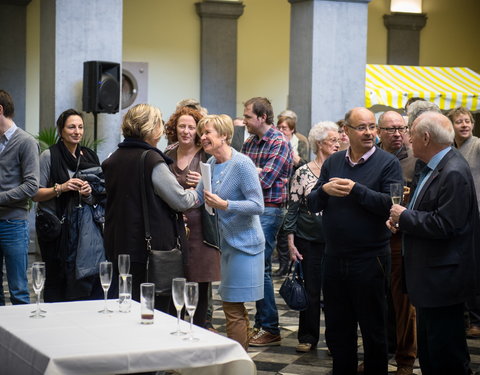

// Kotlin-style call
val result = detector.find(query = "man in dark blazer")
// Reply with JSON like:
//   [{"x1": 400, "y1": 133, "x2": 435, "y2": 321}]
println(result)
[{"x1": 389, "y1": 111, "x2": 479, "y2": 375}]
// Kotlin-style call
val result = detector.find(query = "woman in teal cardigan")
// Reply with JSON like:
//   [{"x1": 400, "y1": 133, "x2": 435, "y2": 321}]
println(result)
[{"x1": 195, "y1": 114, "x2": 265, "y2": 350}]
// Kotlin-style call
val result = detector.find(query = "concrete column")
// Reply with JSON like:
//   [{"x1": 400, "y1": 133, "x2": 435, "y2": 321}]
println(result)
[
  {"x1": 0, "y1": 0, "x2": 31, "y2": 129},
  {"x1": 384, "y1": 13, "x2": 427, "y2": 66},
  {"x1": 195, "y1": 1, "x2": 244, "y2": 117},
  {"x1": 40, "y1": 0, "x2": 122, "y2": 161},
  {"x1": 288, "y1": 0, "x2": 371, "y2": 135}
]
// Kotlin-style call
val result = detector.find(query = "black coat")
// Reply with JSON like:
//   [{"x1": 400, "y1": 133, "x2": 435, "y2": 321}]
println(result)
[{"x1": 400, "y1": 149, "x2": 480, "y2": 308}]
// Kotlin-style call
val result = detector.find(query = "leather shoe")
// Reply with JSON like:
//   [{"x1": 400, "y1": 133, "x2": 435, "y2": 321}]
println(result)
[
  {"x1": 395, "y1": 366, "x2": 413, "y2": 375},
  {"x1": 467, "y1": 325, "x2": 480, "y2": 338},
  {"x1": 357, "y1": 362, "x2": 364, "y2": 373},
  {"x1": 295, "y1": 342, "x2": 315, "y2": 352}
]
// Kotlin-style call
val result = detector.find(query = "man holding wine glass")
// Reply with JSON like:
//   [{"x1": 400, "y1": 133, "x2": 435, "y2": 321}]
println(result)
[{"x1": 307, "y1": 107, "x2": 402, "y2": 374}]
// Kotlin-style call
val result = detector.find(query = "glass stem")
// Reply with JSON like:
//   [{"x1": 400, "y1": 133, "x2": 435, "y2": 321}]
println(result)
[
  {"x1": 177, "y1": 309, "x2": 181, "y2": 332},
  {"x1": 190, "y1": 314, "x2": 194, "y2": 338},
  {"x1": 36, "y1": 292, "x2": 40, "y2": 316},
  {"x1": 104, "y1": 290, "x2": 108, "y2": 311}
]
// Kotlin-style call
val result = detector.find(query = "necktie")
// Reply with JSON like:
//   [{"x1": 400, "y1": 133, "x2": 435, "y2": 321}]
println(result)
[{"x1": 408, "y1": 166, "x2": 431, "y2": 209}]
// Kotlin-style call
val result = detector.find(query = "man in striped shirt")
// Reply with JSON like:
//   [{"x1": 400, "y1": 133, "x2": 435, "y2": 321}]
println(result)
[{"x1": 242, "y1": 97, "x2": 293, "y2": 346}]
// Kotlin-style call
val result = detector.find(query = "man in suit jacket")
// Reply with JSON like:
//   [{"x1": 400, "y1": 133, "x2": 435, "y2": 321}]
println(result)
[{"x1": 389, "y1": 111, "x2": 479, "y2": 375}]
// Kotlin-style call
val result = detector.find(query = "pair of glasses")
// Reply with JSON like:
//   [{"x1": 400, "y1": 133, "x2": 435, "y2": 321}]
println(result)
[
  {"x1": 378, "y1": 126, "x2": 408, "y2": 134},
  {"x1": 324, "y1": 138, "x2": 340, "y2": 144},
  {"x1": 346, "y1": 124, "x2": 376, "y2": 132}
]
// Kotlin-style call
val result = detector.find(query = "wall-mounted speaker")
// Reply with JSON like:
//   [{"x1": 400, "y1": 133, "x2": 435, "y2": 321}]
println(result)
[{"x1": 82, "y1": 61, "x2": 120, "y2": 114}]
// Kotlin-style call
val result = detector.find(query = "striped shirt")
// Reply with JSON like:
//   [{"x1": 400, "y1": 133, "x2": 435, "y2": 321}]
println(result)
[{"x1": 242, "y1": 126, "x2": 293, "y2": 204}]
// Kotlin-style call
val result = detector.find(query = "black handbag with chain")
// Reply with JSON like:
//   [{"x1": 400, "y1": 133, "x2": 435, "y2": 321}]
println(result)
[
  {"x1": 279, "y1": 260, "x2": 309, "y2": 311},
  {"x1": 139, "y1": 150, "x2": 184, "y2": 296}
]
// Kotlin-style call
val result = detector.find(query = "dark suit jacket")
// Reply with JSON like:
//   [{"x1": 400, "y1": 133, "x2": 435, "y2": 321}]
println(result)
[
  {"x1": 400, "y1": 148, "x2": 480, "y2": 308},
  {"x1": 231, "y1": 126, "x2": 246, "y2": 152}
]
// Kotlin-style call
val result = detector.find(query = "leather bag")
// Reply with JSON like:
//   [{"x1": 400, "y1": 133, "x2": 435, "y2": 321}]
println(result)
[
  {"x1": 140, "y1": 150, "x2": 184, "y2": 296},
  {"x1": 279, "y1": 260, "x2": 309, "y2": 311},
  {"x1": 35, "y1": 210, "x2": 63, "y2": 241}
]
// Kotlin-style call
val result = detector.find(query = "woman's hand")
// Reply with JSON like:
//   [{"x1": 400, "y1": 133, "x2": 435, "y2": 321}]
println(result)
[
  {"x1": 78, "y1": 181, "x2": 92, "y2": 196},
  {"x1": 287, "y1": 233, "x2": 303, "y2": 262},
  {"x1": 185, "y1": 170, "x2": 201, "y2": 187},
  {"x1": 61, "y1": 178, "x2": 85, "y2": 193},
  {"x1": 204, "y1": 190, "x2": 228, "y2": 210}
]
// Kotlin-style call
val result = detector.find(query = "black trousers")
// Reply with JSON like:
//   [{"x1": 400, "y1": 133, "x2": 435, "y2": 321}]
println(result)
[
  {"x1": 416, "y1": 303, "x2": 470, "y2": 375},
  {"x1": 323, "y1": 254, "x2": 389, "y2": 375},
  {"x1": 296, "y1": 237, "x2": 324, "y2": 346}
]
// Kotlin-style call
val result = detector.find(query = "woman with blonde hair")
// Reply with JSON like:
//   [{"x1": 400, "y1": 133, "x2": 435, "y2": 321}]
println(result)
[
  {"x1": 102, "y1": 104, "x2": 197, "y2": 313},
  {"x1": 195, "y1": 114, "x2": 265, "y2": 350}
]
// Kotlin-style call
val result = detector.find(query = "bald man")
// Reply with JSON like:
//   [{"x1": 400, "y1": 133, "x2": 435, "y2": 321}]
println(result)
[
  {"x1": 308, "y1": 107, "x2": 402, "y2": 374},
  {"x1": 389, "y1": 112, "x2": 479, "y2": 375}
]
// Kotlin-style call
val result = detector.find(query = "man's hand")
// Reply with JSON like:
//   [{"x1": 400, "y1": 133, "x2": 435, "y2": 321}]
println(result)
[
  {"x1": 386, "y1": 218, "x2": 399, "y2": 234},
  {"x1": 389, "y1": 204, "x2": 406, "y2": 227},
  {"x1": 322, "y1": 178, "x2": 355, "y2": 197}
]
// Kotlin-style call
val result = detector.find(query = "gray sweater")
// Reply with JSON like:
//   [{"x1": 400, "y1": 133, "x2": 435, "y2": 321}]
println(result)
[{"x1": 0, "y1": 127, "x2": 40, "y2": 219}]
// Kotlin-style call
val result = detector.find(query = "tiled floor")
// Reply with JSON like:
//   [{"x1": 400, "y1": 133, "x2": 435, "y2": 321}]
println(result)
[{"x1": 4, "y1": 250, "x2": 480, "y2": 375}]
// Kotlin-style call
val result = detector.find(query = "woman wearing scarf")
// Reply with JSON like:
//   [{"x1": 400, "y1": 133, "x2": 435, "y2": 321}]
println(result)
[
  {"x1": 102, "y1": 104, "x2": 197, "y2": 314},
  {"x1": 34, "y1": 109, "x2": 103, "y2": 302}
]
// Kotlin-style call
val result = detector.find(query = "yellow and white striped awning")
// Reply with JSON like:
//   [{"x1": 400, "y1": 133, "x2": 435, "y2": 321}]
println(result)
[{"x1": 366, "y1": 64, "x2": 480, "y2": 111}]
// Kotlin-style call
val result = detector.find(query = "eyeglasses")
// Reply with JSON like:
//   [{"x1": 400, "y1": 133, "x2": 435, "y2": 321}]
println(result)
[
  {"x1": 346, "y1": 124, "x2": 376, "y2": 132},
  {"x1": 378, "y1": 126, "x2": 408, "y2": 134}
]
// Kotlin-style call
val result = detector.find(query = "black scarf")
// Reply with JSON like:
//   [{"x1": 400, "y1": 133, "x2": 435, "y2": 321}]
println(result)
[
  {"x1": 49, "y1": 140, "x2": 100, "y2": 217},
  {"x1": 118, "y1": 137, "x2": 173, "y2": 165}
]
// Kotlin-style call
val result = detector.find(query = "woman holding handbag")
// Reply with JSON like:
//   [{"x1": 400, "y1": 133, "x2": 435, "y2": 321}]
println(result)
[
  {"x1": 195, "y1": 114, "x2": 265, "y2": 350},
  {"x1": 102, "y1": 104, "x2": 197, "y2": 314},
  {"x1": 33, "y1": 109, "x2": 104, "y2": 302},
  {"x1": 164, "y1": 107, "x2": 221, "y2": 328},
  {"x1": 283, "y1": 121, "x2": 340, "y2": 353}
]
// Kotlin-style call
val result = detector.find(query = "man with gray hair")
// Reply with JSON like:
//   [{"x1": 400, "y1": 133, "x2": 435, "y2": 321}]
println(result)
[
  {"x1": 0, "y1": 89, "x2": 40, "y2": 305},
  {"x1": 406, "y1": 100, "x2": 441, "y2": 127},
  {"x1": 389, "y1": 112, "x2": 479, "y2": 374}
]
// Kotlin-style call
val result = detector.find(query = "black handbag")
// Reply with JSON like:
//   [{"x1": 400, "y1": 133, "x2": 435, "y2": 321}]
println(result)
[
  {"x1": 279, "y1": 260, "x2": 309, "y2": 311},
  {"x1": 140, "y1": 150, "x2": 185, "y2": 296},
  {"x1": 35, "y1": 210, "x2": 64, "y2": 241},
  {"x1": 201, "y1": 205, "x2": 220, "y2": 250}
]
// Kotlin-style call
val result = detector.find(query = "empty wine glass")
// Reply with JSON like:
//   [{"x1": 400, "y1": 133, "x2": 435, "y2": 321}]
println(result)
[
  {"x1": 170, "y1": 278, "x2": 187, "y2": 336},
  {"x1": 118, "y1": 254, "x2": 130, "y2": 276},
  {"x1": 183, "y1": 282, "x2": 199, "y2": 342},
  {"x1": 98, "y1": 261, "x2": 113, "y2": 314},
  {"x1": 30, "y1": 262, "x2": 46, "y2": 319}
]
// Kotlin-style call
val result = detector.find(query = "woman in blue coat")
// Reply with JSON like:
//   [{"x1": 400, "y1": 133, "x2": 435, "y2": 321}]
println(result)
[{"x1": 196, "y1": 114, "x2": 265, "y2": 350}]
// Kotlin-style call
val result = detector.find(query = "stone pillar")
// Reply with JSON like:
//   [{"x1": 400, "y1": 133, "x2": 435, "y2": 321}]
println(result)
[
  {"x1": 288, "y1": 0, "x2": 371, "y2": 135},
  {"x1": 195, "y1": 1, "x2": 244, "y2": 118},
  {"x1": 0, "y1": 0, "x2": 31, "y2": 129},
  {"x1": 40, "y1": 0, "x2": 122, "y2": 161},
  {"x1": 384, "y1": 13, "x2": 427, "y2": 66}
]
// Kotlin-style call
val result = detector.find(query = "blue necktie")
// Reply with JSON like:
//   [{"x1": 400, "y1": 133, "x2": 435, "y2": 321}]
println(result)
[{"x1": 408, "y1": 166, "x2": 431, "y2": 209}]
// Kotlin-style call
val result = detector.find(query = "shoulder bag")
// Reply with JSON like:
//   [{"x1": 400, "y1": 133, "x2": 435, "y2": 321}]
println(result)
[
  {"x1": 279, "y1": 260, "x2": 309, "y2": 311},
  {"x1": 140, "y1": 150, "x2": 184, "y2": 296}
]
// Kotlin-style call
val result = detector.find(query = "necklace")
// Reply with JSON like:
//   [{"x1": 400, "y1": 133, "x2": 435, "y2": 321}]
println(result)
[{"x1": 313, "y1": 159, "x2": 321, "y2": 170}]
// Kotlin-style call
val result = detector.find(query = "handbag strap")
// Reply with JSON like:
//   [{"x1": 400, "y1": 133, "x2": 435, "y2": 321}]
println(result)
[
  {"x1": 139, "y1": 150, "x2": 180, "y2": 252},
  {"x1": 289, "y1": 260, "x2": 304, "y2": 281}
]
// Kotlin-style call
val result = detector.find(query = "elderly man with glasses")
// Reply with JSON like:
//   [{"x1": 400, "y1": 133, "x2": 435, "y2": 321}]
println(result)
[
  {"x1": 377, "y1": 111, "x2": 418, "y2": 375},
  {"x1": 308, "y1": 107, "x2": 402, "y2": 375}
]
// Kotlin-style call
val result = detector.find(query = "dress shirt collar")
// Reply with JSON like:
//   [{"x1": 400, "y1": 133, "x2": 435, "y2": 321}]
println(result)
[{"x1": 345, "y1": 146, "x2": 376, "y2": 167}]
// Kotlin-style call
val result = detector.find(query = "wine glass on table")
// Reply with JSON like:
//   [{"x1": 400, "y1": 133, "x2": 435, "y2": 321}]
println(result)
[
  {"x1": 170, "y1": 278, "x2": 187, "y2": 336},
  {"x1": 30, "y1": 262, "x2": 46, "y2": 319},
  {"x1": 118, "y1": 254, "x2": 131, "y2": 306},
  {"x1": 98, "y1": 261, "x2": 113, "y2": 314},
  {"x1": 183, "y1": 282, "x2": 199, "y2": 342}
]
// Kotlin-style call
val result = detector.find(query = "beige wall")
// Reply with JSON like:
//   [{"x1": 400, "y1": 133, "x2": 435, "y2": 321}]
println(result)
[
  {"x1": 367, "y1": 0, "x2": 480, "y2": 72},
  {"x1": 24, "y1": 0, "x2": 480, "y2": 134}
]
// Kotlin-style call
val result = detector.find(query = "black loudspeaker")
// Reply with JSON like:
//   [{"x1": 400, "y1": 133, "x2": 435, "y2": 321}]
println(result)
[{"x1": 82, "y1": 61, "x2": 120, "y2": 114}]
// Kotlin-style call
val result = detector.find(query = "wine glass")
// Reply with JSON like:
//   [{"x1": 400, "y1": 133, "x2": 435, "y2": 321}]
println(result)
[
  {"x1": 183, "y1": 282, "x2": 199, "y2": 342},
  {"x1": 170, "y1": 278, "x2": 187, "y2": 336},
  {"x1": 98, "y1": 261, "x2": 113, "y2": 314},
  {"x1": 390, "y1": 183, "x2": 403, "y2": 205},
  {"x1": 30, "y1": 262, "x2": 46, "y2": 319}
]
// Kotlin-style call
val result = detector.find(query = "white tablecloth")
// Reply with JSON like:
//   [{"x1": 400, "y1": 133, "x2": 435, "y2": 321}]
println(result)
[{"x1": 0, "y1": 300, "x2": 255, "y2": 375}]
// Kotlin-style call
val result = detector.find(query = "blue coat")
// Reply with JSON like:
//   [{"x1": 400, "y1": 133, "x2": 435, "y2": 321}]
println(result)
[{"x1": 197, "y1": 148, "x2": 265, "y2": 302}]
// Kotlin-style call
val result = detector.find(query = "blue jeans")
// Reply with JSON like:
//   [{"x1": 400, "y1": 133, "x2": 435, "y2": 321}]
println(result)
[
  {"x1": 254, "y1": 206, "x2": 285, "y2": 335},
  {"x1": 0, "y1": 220, "x2": 30, "y2": 305}
]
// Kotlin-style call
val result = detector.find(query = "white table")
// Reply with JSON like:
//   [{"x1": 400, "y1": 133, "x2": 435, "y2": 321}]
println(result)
[{"x1": 0, "y1": 300, "x2": 256, "y2": 375}]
